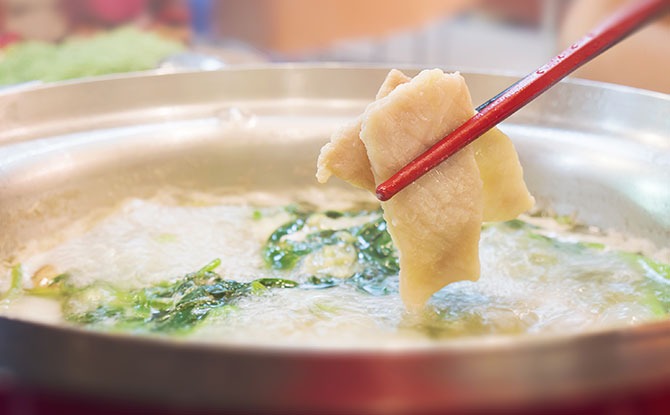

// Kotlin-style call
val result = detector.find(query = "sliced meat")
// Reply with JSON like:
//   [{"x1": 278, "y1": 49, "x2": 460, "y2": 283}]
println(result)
[
  {"x1": 360, "y1": 69, "x2": 483, "y2": 308},
  {"x1": 316, "y1": 69, "x2": 410, "y2": 191},
  {"x1": 316, "y1": 68, "x2": 534, "y2": 308}
]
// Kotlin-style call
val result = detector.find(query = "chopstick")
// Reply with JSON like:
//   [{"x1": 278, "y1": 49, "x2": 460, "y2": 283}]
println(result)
[{"x1": 376, "y1": 0, "x2": 670, "y2": 202}]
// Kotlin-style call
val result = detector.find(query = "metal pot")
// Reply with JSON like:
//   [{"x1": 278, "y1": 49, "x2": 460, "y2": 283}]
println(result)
[{"x1": 0, "y1": 66, "x2": 669, "y2": 414}]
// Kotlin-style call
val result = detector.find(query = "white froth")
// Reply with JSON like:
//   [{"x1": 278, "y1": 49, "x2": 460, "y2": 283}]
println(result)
[{"x1": 1, "y1": 189, "x2": 668, "y2": 348}]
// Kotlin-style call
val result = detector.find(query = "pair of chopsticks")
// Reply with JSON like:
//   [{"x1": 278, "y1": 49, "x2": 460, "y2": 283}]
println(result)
[{"x1": 376, "y1": 0, "x2": 670, "y2": 202}]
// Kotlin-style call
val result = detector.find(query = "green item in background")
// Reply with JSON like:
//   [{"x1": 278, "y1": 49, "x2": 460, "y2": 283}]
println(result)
[{"x1": 0, "y1": 27, "x2": 184, "y2": 86}]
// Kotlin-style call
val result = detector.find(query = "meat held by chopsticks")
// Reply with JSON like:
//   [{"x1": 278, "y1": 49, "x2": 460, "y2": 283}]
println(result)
[{"x1": 317, "y1": 69, "x2": 534, "y2": 309}]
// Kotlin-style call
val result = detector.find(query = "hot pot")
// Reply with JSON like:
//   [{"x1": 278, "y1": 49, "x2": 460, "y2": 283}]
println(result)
[{"x1": 0, "y1": 66, "x2": 669, "y2": 414}]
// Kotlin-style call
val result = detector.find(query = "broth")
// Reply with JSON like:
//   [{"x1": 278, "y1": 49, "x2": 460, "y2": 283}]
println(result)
[{"x1": 1, "y1": 188, "x2": 669, "y2": 348}]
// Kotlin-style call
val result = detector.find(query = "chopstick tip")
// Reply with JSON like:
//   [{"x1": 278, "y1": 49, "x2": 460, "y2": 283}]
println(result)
[{"x1": 375, "y1": 185, "x2": 392, "y2": 202}]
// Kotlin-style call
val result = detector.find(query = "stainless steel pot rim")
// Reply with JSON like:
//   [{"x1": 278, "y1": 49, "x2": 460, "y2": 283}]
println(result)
[
  {"x1": 1, "y1": 311, "x2": 668, "y2": 356},
  {"x1": 1, "y1": 62, "x2": 668, "y2": 102}
]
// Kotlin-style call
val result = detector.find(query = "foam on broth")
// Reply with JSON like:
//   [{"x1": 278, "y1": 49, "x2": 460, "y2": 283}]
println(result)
[{"x1": 1, "y1": 187, "x2": 669, "y2": 349}]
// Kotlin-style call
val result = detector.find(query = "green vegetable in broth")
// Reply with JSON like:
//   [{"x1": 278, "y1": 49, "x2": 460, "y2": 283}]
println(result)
[
  {"x1": 263, "y1": 209, "x2": 399, "y2": 295},
  {"x1": 0, "y1": 265, "x2": 23, "y2": 302},
  {"x1": 28, "y1": 259, "x2": 298, "y2": 334},
  {"x1": 4, "y1": 207, "x2": 670, "y2": 338},
  {"x1": 496, "y1": 219, "x2": 670, "y2": 320}
]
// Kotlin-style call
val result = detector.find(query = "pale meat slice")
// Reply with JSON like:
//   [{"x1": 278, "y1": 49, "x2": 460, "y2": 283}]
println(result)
[
  {"x1": 374, "y1": 69, "x2": 411, "y2": 100},
  {"x1": 316, "y1": 69, "x2": 410, "y2": 191},
  {"x1": 316, "y1": 68, "x2": 535, "y2": 308},
  {"x1": 474, "y1": 129, "x2": 535, "y2": 221},
  {"x1": 317, "y1": 70, "x2": 534, "y2": 222},
  {"x1": 360, "y1": 69, "x2": 483, "y2": 309}
]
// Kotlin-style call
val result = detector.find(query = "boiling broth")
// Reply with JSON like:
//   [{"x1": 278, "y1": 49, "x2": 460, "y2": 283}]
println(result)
[{"x1": 1, "y1": 188, "x2": 669, "y2": 348}]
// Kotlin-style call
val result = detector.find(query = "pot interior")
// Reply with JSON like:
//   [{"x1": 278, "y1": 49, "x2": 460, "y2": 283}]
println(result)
[{"x1": 0, "y1": 66, "x2": 670, "y2": 409}]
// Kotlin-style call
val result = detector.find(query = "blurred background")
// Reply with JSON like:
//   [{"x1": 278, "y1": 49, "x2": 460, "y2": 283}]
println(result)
[{"x1": 0, "y1": 0, "x2": 668, "y2": 92}]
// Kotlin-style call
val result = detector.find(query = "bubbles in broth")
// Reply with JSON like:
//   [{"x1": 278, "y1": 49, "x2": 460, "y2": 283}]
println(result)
[{"x1": 1, "y1": 188, "x2": 669, "y2": 349}]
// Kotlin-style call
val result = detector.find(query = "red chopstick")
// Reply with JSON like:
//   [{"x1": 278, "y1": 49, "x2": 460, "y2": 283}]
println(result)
[{"x1": 376, "y1": 0, "x2": 670, "y2": 202}]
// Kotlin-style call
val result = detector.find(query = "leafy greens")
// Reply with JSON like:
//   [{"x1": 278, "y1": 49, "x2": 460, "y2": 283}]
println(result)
[{"x1": 4, "y1": 207, "x2": 670, "y2": 335}]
